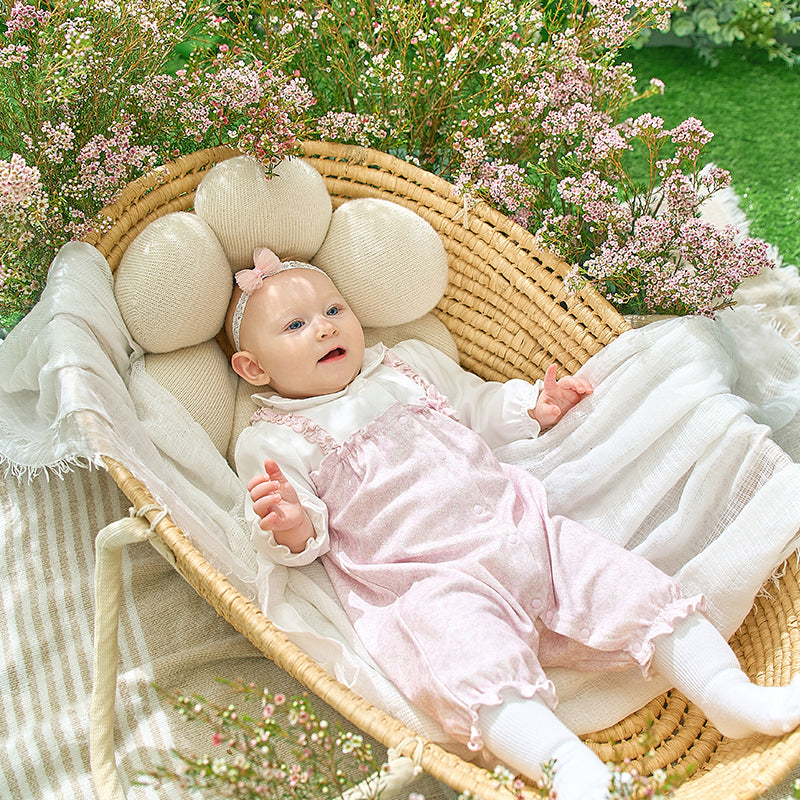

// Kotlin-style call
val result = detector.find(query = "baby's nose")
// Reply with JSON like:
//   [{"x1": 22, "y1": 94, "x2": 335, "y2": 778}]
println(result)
[{"x1": 317, "y1": 316, "x2": 337, "y2": 336}]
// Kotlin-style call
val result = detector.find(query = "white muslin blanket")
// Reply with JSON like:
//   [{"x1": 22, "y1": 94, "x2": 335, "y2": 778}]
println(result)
[{"x1": 2, "y1": 241, "x2": 800, "y2": 744}]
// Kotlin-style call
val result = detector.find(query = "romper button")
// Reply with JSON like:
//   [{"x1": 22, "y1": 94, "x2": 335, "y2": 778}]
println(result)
[
  {"x1": 507, "y1": 534, "x2": 518, "y2": 545},
  {"x1": 531, "y1": 599, "x2": 543, "y2": 610},
  {"x1": 580, "y1": 627, "x2": 591, "y2": 638},
  {"x1": 473, "y1": 504, "x2": 484, "y2": 515}
]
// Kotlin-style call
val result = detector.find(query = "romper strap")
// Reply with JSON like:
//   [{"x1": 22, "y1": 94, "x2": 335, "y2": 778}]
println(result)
[
  {"x1": 250, "y1": 407, "x2": 338, "y2": 456},
  {"x1": 382, "y1": 350, "x2": 456, "y2": 416}
]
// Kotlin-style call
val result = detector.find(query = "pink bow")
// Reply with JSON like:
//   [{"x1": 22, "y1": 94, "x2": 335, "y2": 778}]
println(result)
[{"x1": 235, "y1": 247, "x2": 282, "y2": 294}]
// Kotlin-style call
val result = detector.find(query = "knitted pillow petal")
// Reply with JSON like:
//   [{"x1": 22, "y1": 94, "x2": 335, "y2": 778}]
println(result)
[
  {"x1": 312, "y1": 198, "x2": 448, "y2": 329},
  {"x1": 227, "y1": 377, "x2": 269, "y2": 467},
  {"x1": 114, "y1": 212, "x2": 232, "y2": 353},
  {"x1": 144, "y1": 341, "x2": 238, "y2": 456},
  {"x1": 194, "y1": 155, "x2": 333, "y2": 269}
]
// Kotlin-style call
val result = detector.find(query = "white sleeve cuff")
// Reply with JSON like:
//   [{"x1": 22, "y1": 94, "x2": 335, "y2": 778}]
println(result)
[
  {"x1": 492, "y1": 377, "x2": 543, "y2": 445},
  {"x1": 251, "y1": 525, "x2": 329, "y2": 567}
]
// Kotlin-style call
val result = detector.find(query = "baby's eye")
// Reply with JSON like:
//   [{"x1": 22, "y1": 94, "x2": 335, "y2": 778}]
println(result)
[
  {"x1": 287, "y1": 319, "x2": 304, "y2": 331},
  {"x1": 326, "y1": 305, "x2": 342, "y2": 317}
]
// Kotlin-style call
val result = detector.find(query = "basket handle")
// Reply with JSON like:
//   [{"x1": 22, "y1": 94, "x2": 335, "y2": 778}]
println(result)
[{"x1": 90, "y1": 511, "x2": 170, "y2": 800}]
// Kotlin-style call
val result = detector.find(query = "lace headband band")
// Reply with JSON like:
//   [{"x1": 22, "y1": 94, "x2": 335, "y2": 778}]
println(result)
[{"x1": 231, "y1": 247, "x2": 325, "y2": 351}]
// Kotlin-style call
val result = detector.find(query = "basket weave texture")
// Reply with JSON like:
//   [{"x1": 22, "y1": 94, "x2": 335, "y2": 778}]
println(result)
[{"x1": 85, "y1": 142, "x2": 800, "y2": 799}]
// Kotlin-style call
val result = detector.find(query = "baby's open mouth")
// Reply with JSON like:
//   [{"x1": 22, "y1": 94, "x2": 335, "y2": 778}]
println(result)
[{"x1": 319, "y1": 347, "x2": 346, "y2": 363}]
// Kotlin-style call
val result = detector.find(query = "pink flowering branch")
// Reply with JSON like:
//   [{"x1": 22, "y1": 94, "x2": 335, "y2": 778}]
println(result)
[
  {"x1": 441, "y1": 2, "x2": 768, "y2": 317},
  {"x1": 0, "y1": 0, "x2": 315, "y2": 319}
]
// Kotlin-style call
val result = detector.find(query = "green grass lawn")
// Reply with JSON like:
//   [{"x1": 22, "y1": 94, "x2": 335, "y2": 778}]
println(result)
[{"x1": 626, "y1": 43, "x2": 800, "y2": 267}]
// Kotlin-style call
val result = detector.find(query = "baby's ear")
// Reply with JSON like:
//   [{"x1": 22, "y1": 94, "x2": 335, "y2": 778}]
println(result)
[{"x1": 231, "y1": 351, "x2": 270, "y2": 386}]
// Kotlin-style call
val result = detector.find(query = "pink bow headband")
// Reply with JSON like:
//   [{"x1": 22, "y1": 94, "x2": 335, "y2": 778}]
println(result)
[{"x1": 231, "y1": 247, "x2": 325, "y2": 350}]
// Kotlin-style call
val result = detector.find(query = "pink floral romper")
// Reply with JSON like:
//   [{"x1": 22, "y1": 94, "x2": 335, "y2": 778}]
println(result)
[{"x1": 255, "y1": 353, "x2": 703, "y2": 750}]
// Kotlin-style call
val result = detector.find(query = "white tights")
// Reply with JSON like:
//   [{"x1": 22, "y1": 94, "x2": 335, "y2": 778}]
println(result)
[{"x1": 478, "y1": 612, "x2": 800, "y2": 800}]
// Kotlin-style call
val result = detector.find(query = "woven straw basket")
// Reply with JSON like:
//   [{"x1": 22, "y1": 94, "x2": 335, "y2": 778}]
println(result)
[{"x1": 86, "y1": 141, "x2": 800, "y2": 799}]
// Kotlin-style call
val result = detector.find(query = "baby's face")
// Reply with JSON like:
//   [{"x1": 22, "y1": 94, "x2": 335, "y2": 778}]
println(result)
[{"x1": 234, "y1": 269, "x2": 365, "y2": 398}]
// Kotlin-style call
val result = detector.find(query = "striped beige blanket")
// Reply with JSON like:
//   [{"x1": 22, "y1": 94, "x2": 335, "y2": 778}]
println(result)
[{"x1": 0, "y1": 466, "x2": 447, "y2": 799}]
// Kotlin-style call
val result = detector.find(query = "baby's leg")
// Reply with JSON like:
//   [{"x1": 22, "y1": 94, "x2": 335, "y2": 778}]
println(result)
[
  {"x1": 652, "y1": 612, "x2": 800, "y2": 738},
  {"x1": 479, "y1": 691, "x2": 611, "y2": 800}
]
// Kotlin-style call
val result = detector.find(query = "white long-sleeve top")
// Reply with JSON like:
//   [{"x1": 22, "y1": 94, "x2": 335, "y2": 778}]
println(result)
[{"x1": 234, "y1": 340, "x2": 543, "y2": 567}]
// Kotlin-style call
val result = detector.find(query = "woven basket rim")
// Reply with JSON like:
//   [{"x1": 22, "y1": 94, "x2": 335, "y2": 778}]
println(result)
[{"x1": 90, "y1": 142, "x2": 800, "y2": 800}]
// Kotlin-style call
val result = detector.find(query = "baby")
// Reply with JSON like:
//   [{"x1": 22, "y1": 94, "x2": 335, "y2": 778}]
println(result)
[{"x1": 229, "y1": 247, "x2": 800, "y2": 800}]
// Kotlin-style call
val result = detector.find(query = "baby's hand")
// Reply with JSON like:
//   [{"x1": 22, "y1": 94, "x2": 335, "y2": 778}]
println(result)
[
  {"x1": 530, "y1": 364, "x2": 593, "y2": 429},
  {"x1": 247, "y1": 458, "x2": 314, "y2": 551}
]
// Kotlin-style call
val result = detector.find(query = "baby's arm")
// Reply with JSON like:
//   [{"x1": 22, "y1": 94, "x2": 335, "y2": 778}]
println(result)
[
  {"x1": 529, "y1": 364, "x2": 593, "y2": 429},
  {"x1": 247, "y1": 458, "x2": 315, "y2": 554}
]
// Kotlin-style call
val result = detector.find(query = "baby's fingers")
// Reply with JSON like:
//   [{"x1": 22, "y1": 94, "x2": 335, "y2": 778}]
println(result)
[
  {"x1": 574, "y1": 379, "x2": 594, "y2": 395},
  {"x1": 560, "y1": 375, "x2": 593, "y2": 395},
  {"x1": 249, "y1": 478, "x2": 279, "y2": 500},
  {"x1": 537, "y1": 402, "x2": 562, "y2": 428},
  {"x1": 259, "y1": 508, "x2": 284, "y2": 531},
  {"x1": 253, "y1": 489, "x2": 282, "y2": 519},
  {"x1": 263, "y1": 457, "x2": 289, "y2": 483},
  {"x1": 247, "y1": 459, "x2": 287, "y2": 493},
  {"x1": 542, "y1": 363, "x2": 559, "y2": 392},
  {"x1": 247, "y1": 471, "x2": 271, "y2": 492}
]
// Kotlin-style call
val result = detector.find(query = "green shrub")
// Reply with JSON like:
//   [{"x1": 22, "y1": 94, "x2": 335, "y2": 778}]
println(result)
[{"x1": 652, "y1": 0, "x2": 800, "y2": 64}]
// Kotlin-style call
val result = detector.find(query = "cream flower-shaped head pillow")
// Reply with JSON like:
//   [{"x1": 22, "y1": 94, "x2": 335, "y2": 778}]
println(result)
[{"x1": 113, "y1": 156, "x2": 459, "y2": 462}]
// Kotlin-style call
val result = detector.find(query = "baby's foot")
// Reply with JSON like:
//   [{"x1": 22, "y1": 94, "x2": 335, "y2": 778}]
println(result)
[
  {"x1": 702, "y1": 670, "x2": 800, "y2": 738},
  {"x1": 550, "y1": 738, "x2": 611, "y2": 800}
]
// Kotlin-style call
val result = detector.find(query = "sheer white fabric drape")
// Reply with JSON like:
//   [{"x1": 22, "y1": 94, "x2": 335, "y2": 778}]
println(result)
[{"x1": 3, "y1": 243, "x2": 799, "y2": 740}]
